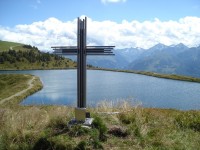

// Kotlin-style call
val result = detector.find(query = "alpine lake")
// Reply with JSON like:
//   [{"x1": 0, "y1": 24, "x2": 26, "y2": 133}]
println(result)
[{"x1": 1, "y1": 69, "x2": 200, "y2": 110}]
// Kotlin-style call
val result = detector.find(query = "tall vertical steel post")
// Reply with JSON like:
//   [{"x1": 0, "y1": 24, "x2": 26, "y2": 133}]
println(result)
[{"x1": 77, "y1": 17, "x2": 87, "y2": 108}]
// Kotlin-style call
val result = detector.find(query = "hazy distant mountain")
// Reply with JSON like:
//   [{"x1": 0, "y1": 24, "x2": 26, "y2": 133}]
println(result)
[
  {"x1": 175, "y1": 46, "x2": 200, "y2": 77},
  {"x1": 114, "y1": 48, "x2": 144, "y2": 63},
  {"x1": 128, "y1": 44, "x2": 200, "y2": 77}
]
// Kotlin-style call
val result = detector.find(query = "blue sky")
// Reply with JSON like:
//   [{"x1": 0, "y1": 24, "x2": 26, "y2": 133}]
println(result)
[
  {"x1": 0, "y1": 0, "x2": 200, "y2": 50},
  {"x1": 0, "y1": 0, "x2": 199, "y2": 27}
]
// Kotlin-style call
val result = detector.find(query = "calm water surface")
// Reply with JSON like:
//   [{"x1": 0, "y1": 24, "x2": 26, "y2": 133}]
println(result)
[{"x1": 1, "y1": 70, "x2": 200, "y2": 110}]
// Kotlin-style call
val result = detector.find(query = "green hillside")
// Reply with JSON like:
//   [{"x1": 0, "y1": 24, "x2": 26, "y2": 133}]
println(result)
[
  {"x1": 0, "y1": 40, "x2": 24, "y2": 51},
  {"x1": 0, "y1": 74, "x2": 30, "y2": 100},
  {"x1": 0, "y1": 41, "x2": 77, "y2": 70}
]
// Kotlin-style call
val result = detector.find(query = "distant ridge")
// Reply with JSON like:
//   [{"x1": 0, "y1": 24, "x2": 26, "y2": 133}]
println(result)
[{"x1": 80, "y1": 43, "x2": 200, "y2": 78}]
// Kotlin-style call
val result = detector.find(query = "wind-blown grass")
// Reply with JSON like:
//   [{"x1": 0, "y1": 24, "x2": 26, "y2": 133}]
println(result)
[{"x1": 0, "y1": 102, "x2": 200, "y2": 149}]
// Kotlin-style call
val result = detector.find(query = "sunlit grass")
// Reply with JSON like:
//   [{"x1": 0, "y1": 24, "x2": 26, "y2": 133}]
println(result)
[
  {"x1": 0, "y1": 102, "x2": 200, "y2": 149},
  {"x1": 0, "y1": 74, "x2": 43, "y2": 107},
  {"x1": 0, "y1": 74, "x2": 30, "y2": 100},
  {"x1": 0, "y1": 41, "x2": 23, "y2": 51}
]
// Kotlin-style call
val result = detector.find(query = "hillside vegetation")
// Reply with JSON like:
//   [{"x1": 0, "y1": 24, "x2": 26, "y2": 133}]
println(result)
[{"x1": 0, "y1": 41, "x2": 76, "y2": 70}]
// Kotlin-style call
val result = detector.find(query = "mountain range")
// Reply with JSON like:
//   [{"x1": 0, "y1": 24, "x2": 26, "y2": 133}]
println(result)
[{"x1": 83, "y1": 43, "x2": 200, "y2": 78}]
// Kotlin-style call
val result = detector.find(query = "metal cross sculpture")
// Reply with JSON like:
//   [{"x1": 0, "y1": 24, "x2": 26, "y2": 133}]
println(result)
[{"x1": 52, "y1": 17, "x2": 114, "y2": 122}]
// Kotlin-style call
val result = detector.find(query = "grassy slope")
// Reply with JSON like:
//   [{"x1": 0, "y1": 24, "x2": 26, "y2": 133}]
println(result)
[
  {"x1": 0, "y1": 74, "x2": 30, "y2": 100},
  {"x1": 0, "y1": 74, "x2": 43, "y2": 107},
  {"x1": 0, "y1": 41, "x2": 23, "y2": 51},
  {"x1": 0, "y1": 41, "x2": 41, "y2": 52}
]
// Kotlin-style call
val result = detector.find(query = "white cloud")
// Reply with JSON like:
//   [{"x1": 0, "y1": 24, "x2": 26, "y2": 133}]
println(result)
[
  {"x1": 0, "y1": 16, "x2": 200, "y2": 51},
  {"x1": 101, "y1": 0, "x2": 126, "y2": 4}
]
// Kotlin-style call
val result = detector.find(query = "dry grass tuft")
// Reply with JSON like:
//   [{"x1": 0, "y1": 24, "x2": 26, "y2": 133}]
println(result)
[{"x1": 95, "y1": 99, "x2": 141, "y2": 113}]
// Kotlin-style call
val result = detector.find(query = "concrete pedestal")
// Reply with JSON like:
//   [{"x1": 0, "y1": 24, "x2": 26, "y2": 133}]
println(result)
[
  {"x1": 68, "y1": 107, "x2": 93, "y2": 127},
  {"x1": 75, "y1": 107, "x2": 86, "y2": 121}
]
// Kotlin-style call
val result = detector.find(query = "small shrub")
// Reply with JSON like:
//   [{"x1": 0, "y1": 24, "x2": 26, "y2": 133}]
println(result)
[
  {"x1": 90, "y1": 139, "x2": 103, "y2": 149},
  {"x1": 74, "y1": 141, "x2": 87, "y2": 150},
  {"x1": 92, "y1": 116, "x2": 107, "y2": 142},
  {"x1": 33, "y1": 137, "x2": 51, "y2": 150},
  {"x1": 68, "y1": 125, "x2": 90, "y2": 137},
  {"x1": 175, "y1": 111, "x2": 200, "y2": 132},
  {"x1": 108, "y1": 126, "x2": 129, "y2": 137},
  {"x1": 134, "y1": 127, "x2": 141, "y2": 138},
  {"x1": 50, "y1": 135, "x2": 74, "y2": 150},
  {"x1": 89, "y1": 130, "x2": 103, "y2": 149},
  {"x1": 147, "y1": 129, "x2": 159, "y2": 138},
  {"x1": 48, "y1": 117, "x2": 69, "y2": 136},
  {"x1": 88, "y1": 128, "x2": 104, "y2": 149},
  {"x1": 33, "y1": 136, "x2": 73, "y2": 150},
  {"x1": 48, "y1": 117, "x2": 67, "y2": 130},
  {"x1": 118, "y1": 113, "x2": 135, "y2": 125},
  {"x1": 151, "y1": 140, "x2": 164, "y2": 148}
]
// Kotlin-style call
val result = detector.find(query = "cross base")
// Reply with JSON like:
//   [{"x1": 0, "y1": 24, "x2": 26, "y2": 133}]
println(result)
[
  {"x1": 68, "y1": 118, "x2": 94, "y2": 126},
  {"x1": 67, "y1": 107, "x2": 94, "y2": 128}
]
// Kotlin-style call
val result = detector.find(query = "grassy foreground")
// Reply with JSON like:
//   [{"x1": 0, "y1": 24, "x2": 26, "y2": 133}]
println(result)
[{"x1": 0, "y1": 103, "x2": 200, "y2": 149}]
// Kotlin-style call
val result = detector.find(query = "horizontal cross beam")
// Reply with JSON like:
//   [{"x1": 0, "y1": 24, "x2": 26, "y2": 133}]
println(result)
[{"x1": 51, "y1": 46, "x2": 115, "y2": 55}]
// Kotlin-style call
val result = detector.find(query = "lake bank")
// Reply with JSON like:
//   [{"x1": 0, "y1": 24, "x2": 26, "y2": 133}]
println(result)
[
  {"x1": 0, "y1": 74, "x2": 43, "y2": 107},
  {"x1": 90, "y1": 68, "x2": 200, "y2": 83}
]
